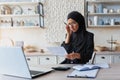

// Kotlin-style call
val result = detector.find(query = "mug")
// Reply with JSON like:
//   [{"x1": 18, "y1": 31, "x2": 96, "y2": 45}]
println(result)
[
  {"x1": 103, "y1": 8, "x2": 108, "y2": 13},
  {"x1": 15, "y1": 41, "x2": 24, "y2": 47},
  {"x1": 117, "y1": 9, "x2": 120, "y2": 13},
  {"x1": 109, "y1": 9, "x2": 114, "y2": 13}
]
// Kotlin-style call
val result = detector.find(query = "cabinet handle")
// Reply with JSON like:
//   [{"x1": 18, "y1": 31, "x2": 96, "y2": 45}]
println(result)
[
  {"x1": 46, "y1": 58, "x2": 49, "y2": 60},
  {"x1": 101, "y1": 56, "x2": 105, "y2": 59},
  {"x1": 27, "y1": 58, "x2": 31, "y2": 61}
]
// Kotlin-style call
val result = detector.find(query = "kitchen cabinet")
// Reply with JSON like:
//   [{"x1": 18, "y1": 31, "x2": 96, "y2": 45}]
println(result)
[
  {"x1": 95, "y1": 54, "x2": 112, "y2": 64},
  {"x1": 38, "y1": 55, "x2": 57, "y2": 65},
  {"x1": 85, "y1": 0, "x2": 120, "y2": 28},
  {"x1": 26, "y1": 52, "x2": 120, "y2": 65},
  {"x1": 113, "y1": 55, "x2": 120, "y2": 63},
  {"x1": 57, "y1": 56, "x2": 65, "y2": 64},
  {"x1": 26, "y1": 56, "x2": 39, "y2": 66},
  {"x1": 94, "y1": 52, "x2": 120, "y2": 64},
  {"x1": 0, "y1": 2, "x2": 44, "y2": 28},
  {"x1": 26, "y1": 54, "x2": 65, "y2": 65}
]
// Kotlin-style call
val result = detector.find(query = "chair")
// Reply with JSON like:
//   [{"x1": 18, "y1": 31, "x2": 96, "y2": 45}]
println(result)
[{"x1": 88, "y1": 52, "x2": 96, "y2": 64}]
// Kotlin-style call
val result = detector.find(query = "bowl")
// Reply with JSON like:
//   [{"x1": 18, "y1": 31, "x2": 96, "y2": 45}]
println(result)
[
  {"x1": 95, "y1": 46, "x2": 108, "y2": 52},
  {"x1": 115, "y1": 46, "x2": 120, "y2": 51}
]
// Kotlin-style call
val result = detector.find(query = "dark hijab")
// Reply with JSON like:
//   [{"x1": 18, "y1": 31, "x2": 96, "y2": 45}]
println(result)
[
  {"x1": 67, "y1": 11, "x2": 86, "y2": 34},
  {"x1": 67, "y1": 11, "x2": 87, "y2": 53}
]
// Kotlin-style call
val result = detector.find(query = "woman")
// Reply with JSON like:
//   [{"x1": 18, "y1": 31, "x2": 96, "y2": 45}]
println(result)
[{"x1": 61, "y1": 11, "x2": 94, "y2": 64}]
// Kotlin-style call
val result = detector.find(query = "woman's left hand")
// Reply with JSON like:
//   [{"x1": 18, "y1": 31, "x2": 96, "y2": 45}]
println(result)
[{"x1": 66, "y1": 53, "x2": 81, "y2": 60}]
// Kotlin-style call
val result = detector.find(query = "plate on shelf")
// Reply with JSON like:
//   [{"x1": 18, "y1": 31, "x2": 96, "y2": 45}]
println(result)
[
  {"x1": 1, "y1": 5, "x2": 12, "y2": 14},
  {"x1": 12, "y1": 5, "x2": 23, "y2": 15}
]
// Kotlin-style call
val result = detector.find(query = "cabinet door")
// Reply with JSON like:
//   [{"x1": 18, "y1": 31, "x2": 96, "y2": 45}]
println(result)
[
  {"x1": 26, "y1": 56, "x2": 38, "y2": 66},
  {"x1": 39, "y1": 56, "x2": 57, "y2": 64},
  {"x1": 113, "y1": 55, "x2": 120, "y2": 63},
  {"x1": 95, "y1": 55, "x2": 112, "y2": 64},
  {"x1": 57, "y1": 56, "x2": 65, "y2": 64}
]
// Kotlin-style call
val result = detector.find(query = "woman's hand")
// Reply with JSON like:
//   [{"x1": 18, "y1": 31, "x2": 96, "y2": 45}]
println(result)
[
  {"x1": 66, "y1": 25, "x2": 72, "y2": 36},
  {"x1": 65, "y1": 25, "x2": 72, "y2": 44},
  {"x1": 66, "y1": 52, "x2": 81, "y2": 60}
]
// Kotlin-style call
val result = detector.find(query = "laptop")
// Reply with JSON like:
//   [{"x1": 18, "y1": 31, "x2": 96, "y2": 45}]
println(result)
[{"x1": 0, "y1": 46, "x2": 53, "y2": 79}]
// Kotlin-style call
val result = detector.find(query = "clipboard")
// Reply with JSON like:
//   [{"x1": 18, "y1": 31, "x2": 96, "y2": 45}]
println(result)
[{"x1": 67, "y1": 69, "x2": 99, "y2": 78}]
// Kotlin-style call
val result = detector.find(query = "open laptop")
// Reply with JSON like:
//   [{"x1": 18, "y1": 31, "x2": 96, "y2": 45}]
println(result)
[{"x1": 0, "y1": 46, "x2": 53, "y2": 79}]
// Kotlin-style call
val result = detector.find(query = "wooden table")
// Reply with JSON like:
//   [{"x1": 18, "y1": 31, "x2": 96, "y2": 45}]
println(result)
[{"x1": 0, "y1": 64, "x2": 120, "y2": 80}]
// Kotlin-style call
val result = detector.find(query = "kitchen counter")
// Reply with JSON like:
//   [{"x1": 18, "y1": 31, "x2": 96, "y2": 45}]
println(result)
[
  {"x1": 25, "y1": 51, "x2": 59, "y2": 56},
  {"x1": 95, "y1": 51, "x2": 120, "y2": 55},
  {"x1": 25, "y1": 51, "x2": 120, "y2": 56}
]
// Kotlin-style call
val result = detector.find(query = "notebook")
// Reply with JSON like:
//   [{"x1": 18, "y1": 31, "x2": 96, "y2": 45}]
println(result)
[
  {"x1": 73, "y1": 63, "x2": 109, "y2": 71},
  {"x1": 0, "y1": 47, "x2": 53, "y2": 79}
]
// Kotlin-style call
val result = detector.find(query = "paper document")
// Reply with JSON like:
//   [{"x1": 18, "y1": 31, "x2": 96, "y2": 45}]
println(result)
[
  {"x1": 73, "y1": 65, "x2": 100, "y2": 71},
  {"x1": 73, "y1": 63, "x2": 109, "y2": 71},
  {"x1": 67, "y1": 69, "x2": 99, "y2": 78},
  {"x1": 47, "y1": 47, "x2": 67, "y2": 56},
  {"x1": 95, "y1": 63, "x2": 109, "y2": 69}
]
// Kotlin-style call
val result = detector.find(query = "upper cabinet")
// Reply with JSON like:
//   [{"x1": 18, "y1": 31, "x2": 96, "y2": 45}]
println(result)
[
  {"x1": 85, "y1": 0, "x2": 120, "y2": 28},
  {"x1": 0, "y1": 2, "x2": 44, "y2": 28}
]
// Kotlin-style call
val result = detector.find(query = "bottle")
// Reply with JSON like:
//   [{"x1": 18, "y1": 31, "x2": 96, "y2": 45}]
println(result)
[
  {"x1": 20, "y1": 20, "x2": 24, "y2": 26},
  {"x1": 111, "y1": 19, "x2": 115, "y2": 25},
  {"x1": 99, "y1": 19, "x2": 104, "y2": 25},
  {"x1": 88, "y1": 19, "x2": 92, "y2": 25},
  {"x1": 97, "y1": 4, "x2": 103, "y2": 13},
  {"x1": 94, "y1": 16, "x2": 98, "y2": 26},
  {"x1": 11, "y1": 18, "x2": 13, "y2": 27}
]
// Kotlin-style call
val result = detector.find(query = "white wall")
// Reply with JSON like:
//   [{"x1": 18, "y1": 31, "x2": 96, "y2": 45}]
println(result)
[
  {"x1": 45, "y1": 0, "x2": 84, "y2": 42},
  {"x1": 88, "y1": 28, "x2": 120, "y2": 47},
  {"x1": 0, "y1": 28, "x2": 48, "y2": 48}
]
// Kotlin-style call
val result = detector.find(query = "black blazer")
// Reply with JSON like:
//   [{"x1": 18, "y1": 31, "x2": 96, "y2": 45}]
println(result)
[{"x1": 61, "y1": 31, "x2": 94, "y2": 64}]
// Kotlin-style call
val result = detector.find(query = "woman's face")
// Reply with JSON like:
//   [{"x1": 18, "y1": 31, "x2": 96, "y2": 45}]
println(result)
[{"x1": 67, "y1": 18, "x2": 79, "y2": 32}]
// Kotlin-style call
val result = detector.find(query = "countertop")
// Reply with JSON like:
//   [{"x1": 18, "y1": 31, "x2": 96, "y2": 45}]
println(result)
[{"x1": 25, "y1": 51, "x2": 120, "y2": 56}]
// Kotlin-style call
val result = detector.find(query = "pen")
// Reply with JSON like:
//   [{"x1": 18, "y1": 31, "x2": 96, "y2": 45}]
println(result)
[
  {"x1": 67, "y1": 75, "x2": 94, "y2": 78},
  {"x1": 64, "y1": 22, "x2": 67, "y2": 25}
]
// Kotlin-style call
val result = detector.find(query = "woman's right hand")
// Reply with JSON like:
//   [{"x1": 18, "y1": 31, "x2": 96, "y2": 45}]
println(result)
[
  {"x1": 65, "y1": 25, "x2": 72, "y2": 44},
  {"x1": 66, "y1": 25, "x2": 72, "y2": 36}
]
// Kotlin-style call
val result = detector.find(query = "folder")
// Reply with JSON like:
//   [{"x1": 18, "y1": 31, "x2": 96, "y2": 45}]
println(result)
[{"x1": 67, "y1": 69, "x2": 99, "y2": 78}]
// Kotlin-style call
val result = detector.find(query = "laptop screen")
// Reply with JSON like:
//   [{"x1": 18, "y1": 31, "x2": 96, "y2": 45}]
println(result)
[{"x1": 0, "y1": 47, "x2": 31, "y2": 79}]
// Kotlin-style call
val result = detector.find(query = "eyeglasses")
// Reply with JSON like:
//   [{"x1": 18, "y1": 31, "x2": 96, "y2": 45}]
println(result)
[{"x1": 64, "y1": 22, "x2": 77, "y2": 27}]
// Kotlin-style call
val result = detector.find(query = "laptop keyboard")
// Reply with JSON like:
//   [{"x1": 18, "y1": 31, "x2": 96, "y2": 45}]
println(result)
[{"x1": 30, "y1": 70, "x2": 43, "y2": 75}]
